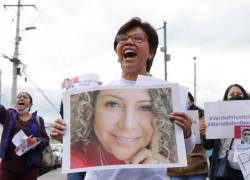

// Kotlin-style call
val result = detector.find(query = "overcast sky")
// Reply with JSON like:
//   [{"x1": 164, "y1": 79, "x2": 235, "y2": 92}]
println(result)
[{"x1": 1, "y1": 0, "x2": 250, "y2": 123}]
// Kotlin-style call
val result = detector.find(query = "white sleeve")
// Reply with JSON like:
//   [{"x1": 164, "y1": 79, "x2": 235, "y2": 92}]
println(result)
[
  {"x1": 185, "y1": 133, "x2": 195, "y2": 154},
  {"x1": 85, "y1": 169, "x2": 167, "y2": 180},
  {"x1": 85, "y1": 170, "x2": 98, "y2": 180}
]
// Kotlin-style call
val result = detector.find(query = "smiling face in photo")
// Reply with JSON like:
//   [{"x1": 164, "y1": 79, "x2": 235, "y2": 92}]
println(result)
[{"x1": 94, "y1": 89, "x2": 154, "y2": 161}]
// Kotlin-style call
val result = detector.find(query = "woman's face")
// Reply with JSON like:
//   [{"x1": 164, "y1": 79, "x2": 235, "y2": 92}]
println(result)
[
  {"x1": 227, "y1": 86, "x2": 244, "y2": 100},
  {"x1": 16, "y1": 92, "x2": 32, "y2": 111},
  {"x1": 115, "y1": 27, "x2": 153, "y2": 76},
  {"x1": 243, "y1": 130, "x2": 250, "y2": 142},
  {"x1": 94, "y1": 89, "x2": 154, "y2": 161}
]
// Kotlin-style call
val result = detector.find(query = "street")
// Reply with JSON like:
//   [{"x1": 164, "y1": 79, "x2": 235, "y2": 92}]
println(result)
[{"x1": 38, "y1": 168, "x2": 67, "y2": 180}]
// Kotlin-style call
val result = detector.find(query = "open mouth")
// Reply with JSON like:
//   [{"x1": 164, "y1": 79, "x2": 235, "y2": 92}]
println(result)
[
  {"x1": 17, "y1": 102, "x2": 25, "y2": 106},
  {"x1": 123, "y1": 49, "x2": 137, "y2": 59}
]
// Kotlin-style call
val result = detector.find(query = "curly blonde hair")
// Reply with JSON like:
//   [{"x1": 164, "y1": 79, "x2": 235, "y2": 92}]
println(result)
[
  {"x1": 149, "y1": 88, "x2": 177, "y2": 163},
  {"x1": 70, "y1": 88, "x2": 177, "y2": 163}
]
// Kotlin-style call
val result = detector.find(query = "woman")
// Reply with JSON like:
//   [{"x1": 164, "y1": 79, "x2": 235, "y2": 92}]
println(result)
[
  {"x1": 0, "y1": 91, "x2": 49, "y2": 180},
  {"x1": 51, "y1": 17, "x2": 194, "y2": 180},
  {"x1": 70, "y1": 88, "x2": 177, "y2": 168},
  {"x1": 204, "y1": 84, "x2": 249, "y2": 180},
  {"x1": 168, "y1": 92, "x2": 208, "y2": 180}
]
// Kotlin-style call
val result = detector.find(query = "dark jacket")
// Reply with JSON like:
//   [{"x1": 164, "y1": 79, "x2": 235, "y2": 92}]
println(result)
[
  {"x1": 203, "y1": 139, "x2": 220, "y2": 180},
  {"x1": 0, "y1": 104, "x2": 49, "y2": 168}
]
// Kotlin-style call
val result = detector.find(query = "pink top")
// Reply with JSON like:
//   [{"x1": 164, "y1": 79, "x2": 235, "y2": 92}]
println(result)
[{"x1": 71, "y1": 139, "x2": 125, "y2": 168}]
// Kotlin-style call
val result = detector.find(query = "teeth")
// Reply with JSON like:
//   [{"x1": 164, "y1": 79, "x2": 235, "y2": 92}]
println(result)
[
  {"x1": 117, "y1": 136, "x2": 137, "y2": 142},
  {"x1": 123, "y1": 49, "x2": 136, "y2": 58},
  {"x1": 124, "y1": 49, "x2": 135, "y2": 54}
]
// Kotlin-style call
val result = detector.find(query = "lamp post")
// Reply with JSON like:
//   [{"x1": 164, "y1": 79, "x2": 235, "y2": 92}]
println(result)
[
  {"x1": 158, "y1": 21, "x2": 171, "y2": 80},
  {"x1": 193, "y1": 57, "x2": 197, "y2": 105}
]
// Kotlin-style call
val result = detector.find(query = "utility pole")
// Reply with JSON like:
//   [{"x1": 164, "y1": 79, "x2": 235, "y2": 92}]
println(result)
[
  {"x1": 193, "y1": 57, "x2": 197, "y2": 105},
  {"x1": 160, "y1": 21, "x2": 170, "y2": 80},
  {"x1": 4, "y1": 0, "x2": 36, "y2": 107}
]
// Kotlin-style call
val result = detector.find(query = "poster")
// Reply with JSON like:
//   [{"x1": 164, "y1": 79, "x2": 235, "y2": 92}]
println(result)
[
  {"x1": 187, "y1": 110, "x2": 201, "y2": 144},
  {"x1": 236, "y1": 149, "x2": 250, "y2": 180},
  {"x1": 205, "y1": 100, "x2": 250, "y2": 139},
  {"x1": 62, "y1": 84, "x2": 188, "y2": 173}
]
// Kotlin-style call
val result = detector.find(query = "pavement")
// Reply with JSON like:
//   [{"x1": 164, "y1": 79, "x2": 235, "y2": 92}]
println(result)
[{"x1": 38, "y1": 168, "x2": 67, "y2": 180}]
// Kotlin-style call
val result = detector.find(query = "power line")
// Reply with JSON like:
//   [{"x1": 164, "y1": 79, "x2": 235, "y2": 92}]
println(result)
[{"x1": 23, "y1": 74, "x2": 60, "y2": 114}]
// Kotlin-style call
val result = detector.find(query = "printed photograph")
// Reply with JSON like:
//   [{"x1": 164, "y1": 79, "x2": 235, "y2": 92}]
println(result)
[
  {"x1": 69, "y1": 87, "x2": 178, "y2": 169},
  {"x1": 240, "y1": 127, "x2": 250, "y2": 144}
]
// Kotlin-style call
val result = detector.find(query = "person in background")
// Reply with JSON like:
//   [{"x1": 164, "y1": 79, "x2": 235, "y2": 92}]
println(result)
[
  {"x1": 167, "y1": 92, "x2": 208, "y2": 180},
  {"x1": 203, "y1": 84, "x2": 249, "y2": 180},
  {"x1": 51, "y1": 17, "x2": 195, "y2": 180},
  {"x1": 0, "y1": 91, "x2": 49, "y2": 180}
]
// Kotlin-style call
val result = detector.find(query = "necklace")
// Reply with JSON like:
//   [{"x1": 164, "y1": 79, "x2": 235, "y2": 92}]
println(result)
[{"x1": 98, "y1": 145, "x2": 107, "y2": 166}]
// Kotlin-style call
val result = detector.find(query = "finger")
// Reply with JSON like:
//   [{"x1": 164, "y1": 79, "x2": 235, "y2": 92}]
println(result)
[
  {"x1": 32, "y1": 137, "x2": 37, "y2": 143},
  {"x1": 170, "y1": 112, "x2": 192, "y2": 138},
  {"x1": 143, "y1": 158, "x2": 159, "y2": 164},
  {"x1": 169, "y1": 112, "x2": 188, "y2": 118},
  {"x1": 169, "y1": 114, "x2": 190, "y2": 129},
  {"x1": 174, "y1": 120, "x2": 185, "y2": 129},
  {"x1": 51, "y1": 127, "x2": 65, "y2": 135},
  {"x1": 174, "y1": 120, "x2": 191, "y2": 138},
  {"x1": 52, "y1": 121, "x2": 66, "y2": 131},
  {"x1": 55, "y1": 118, "x2": 66, "y2": 125},
  {"x1": 129, "y1": 149, "x2": 153, "y2": 164},
  {"x1": 50, "y1": 131, "x2": 63, "y2": 142},
  {"x1": 169, "y1": 112, "x2": 192, "y2": 126}
]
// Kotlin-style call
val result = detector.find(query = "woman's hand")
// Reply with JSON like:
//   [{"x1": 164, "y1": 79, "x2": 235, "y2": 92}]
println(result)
[
  {"x1": 50, "y1": 118, "x2": 66, "y2": 143},
  {"x1": 127, "y1": 148, "x2": 169, "y2": 164},
  {"x1": 168, "y1": 112, "x2": 192, "y2": 139},
  {"x1": 199, "y1": 116, "x2": 206, "y2": 137}
]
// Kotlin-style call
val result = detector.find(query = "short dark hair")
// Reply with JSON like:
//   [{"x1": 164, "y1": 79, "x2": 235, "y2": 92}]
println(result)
[
  {"x1": 113, "y1": 17, "x2": 159, "y2": 72},
  {"x1": 188, "y1": 92, "x2": 194, "y2": 103},
  {"x1": 17, "y1": 91, "x2": 33, "y2": 104},
  {"x1": 27, "y1": 92, "x2": 33, "y2": 104},
  {"x1": 223, "y1": 84, "x2": 249, "y2": 100},
  {"x1": 17, "y1": 91, "x2": 33, "y2": 111},
  {"x1": 187, "y1": 92, "x2": 204, "y2": 118},
  {"x1": 243, "y1": 128, "x2": 250, "y2": 133}
]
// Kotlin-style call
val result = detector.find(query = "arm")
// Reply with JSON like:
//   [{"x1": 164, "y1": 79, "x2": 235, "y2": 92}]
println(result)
[
  {"x1": 184, "y1": 134, "x2": 195, "y2": 154},
  {"x1": 198, "y1": 116, "x2": 215, "y2": 150},
  {"x1": 0, "y1": 104, "x2": 8, "y2": 124},
  {"x1": 35, "y1": 117, "x2": 49, "y2": 150}
]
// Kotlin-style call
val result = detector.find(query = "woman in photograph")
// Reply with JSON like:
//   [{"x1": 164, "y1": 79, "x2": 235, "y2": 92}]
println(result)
[{"x1": 70, "y1": 87, "x2": 177, "y2": 168}]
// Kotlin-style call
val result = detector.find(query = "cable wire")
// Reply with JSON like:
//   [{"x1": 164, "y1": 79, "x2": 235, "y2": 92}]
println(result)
[{"x1": 23, "y1": 74, "x2": 60, "y2": 114}]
